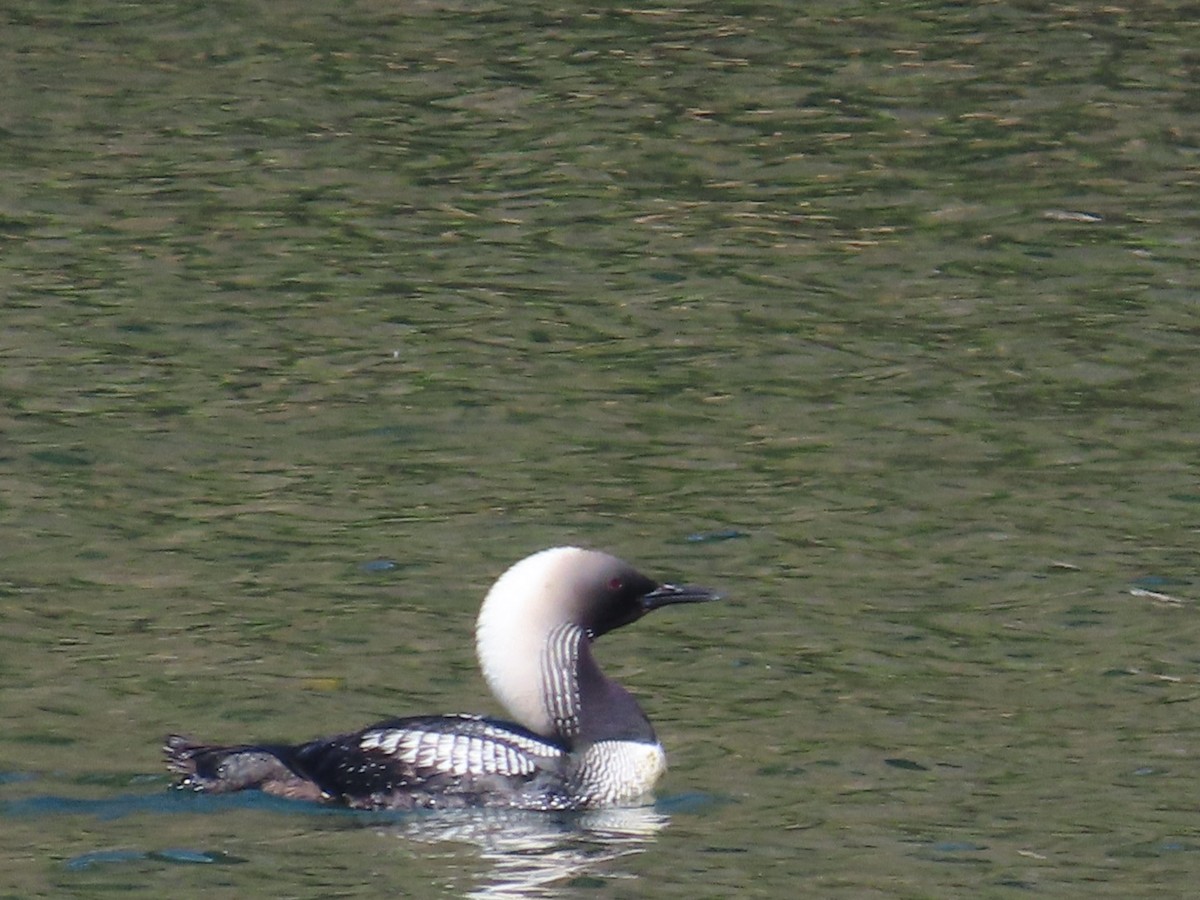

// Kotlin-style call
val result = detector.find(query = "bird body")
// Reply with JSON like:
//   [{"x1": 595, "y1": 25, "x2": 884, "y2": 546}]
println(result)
[{"x1": 165, "y1": 547, "x2": 717, "y2": 811}]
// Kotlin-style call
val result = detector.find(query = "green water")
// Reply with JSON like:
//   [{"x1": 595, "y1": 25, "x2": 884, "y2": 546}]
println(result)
[{"x1": 3, "y1": 2, "x2": 1198, "y2": 897}]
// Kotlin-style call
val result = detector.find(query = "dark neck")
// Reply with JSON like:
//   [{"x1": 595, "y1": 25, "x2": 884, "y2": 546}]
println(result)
[{"x1": 573, "y1": 639, "x2": 657, "y2": 746}]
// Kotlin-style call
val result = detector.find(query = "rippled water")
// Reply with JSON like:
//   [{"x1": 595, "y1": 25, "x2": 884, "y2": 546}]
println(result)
[{"x1": 3, "y1": 2, "x2": 1198, "y2": 897}]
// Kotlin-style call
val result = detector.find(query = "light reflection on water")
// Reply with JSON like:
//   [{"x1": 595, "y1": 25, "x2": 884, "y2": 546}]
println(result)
[{"x1": 383, "y1": 806, "x2": 670, "y2": 899}]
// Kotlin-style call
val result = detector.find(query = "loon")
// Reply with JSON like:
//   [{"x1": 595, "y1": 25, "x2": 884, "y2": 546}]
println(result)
[{"x1": 164, "y1": 547, "x2": 719, "y2": 811}]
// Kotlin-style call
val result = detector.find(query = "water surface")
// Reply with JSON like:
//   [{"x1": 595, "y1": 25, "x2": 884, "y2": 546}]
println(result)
[{"x1": 2, "y1": 2, "x2": 1198, "y2": 897}]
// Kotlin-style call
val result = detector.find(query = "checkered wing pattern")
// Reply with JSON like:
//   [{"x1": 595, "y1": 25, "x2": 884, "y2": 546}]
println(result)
[{"x1": 357, "y1": 715, "x2": 563, "y2": 778}]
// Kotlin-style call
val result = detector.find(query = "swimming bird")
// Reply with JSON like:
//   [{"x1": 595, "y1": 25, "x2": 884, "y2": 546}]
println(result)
[{"x1": 165, "y1": 547, "x2": 719, "y2": 811}]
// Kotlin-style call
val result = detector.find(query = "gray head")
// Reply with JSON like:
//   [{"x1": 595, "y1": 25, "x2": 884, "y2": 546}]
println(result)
[{"x1": 475, "y1": 547, "x2": 719, "y2": 740}]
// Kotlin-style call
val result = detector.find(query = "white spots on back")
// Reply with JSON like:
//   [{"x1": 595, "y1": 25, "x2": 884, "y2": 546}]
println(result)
[{"x1": 357, "y1": 717, "x2": 563, "y2": 778}]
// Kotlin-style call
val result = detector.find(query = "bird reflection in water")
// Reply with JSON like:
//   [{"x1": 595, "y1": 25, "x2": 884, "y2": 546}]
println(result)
[{"x1": 379, "y1": 804, "x2": 669, "y2": 898}]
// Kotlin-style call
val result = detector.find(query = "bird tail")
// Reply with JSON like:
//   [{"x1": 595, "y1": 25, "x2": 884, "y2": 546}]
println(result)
[{"x1": 163, "y1": 734, "x2": 324, "y2": 801}]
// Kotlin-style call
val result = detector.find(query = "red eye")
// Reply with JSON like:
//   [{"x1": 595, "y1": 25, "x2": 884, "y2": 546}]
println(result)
[{"x1": 608, "y1": 577, "x2": 623, "y2": 591}]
